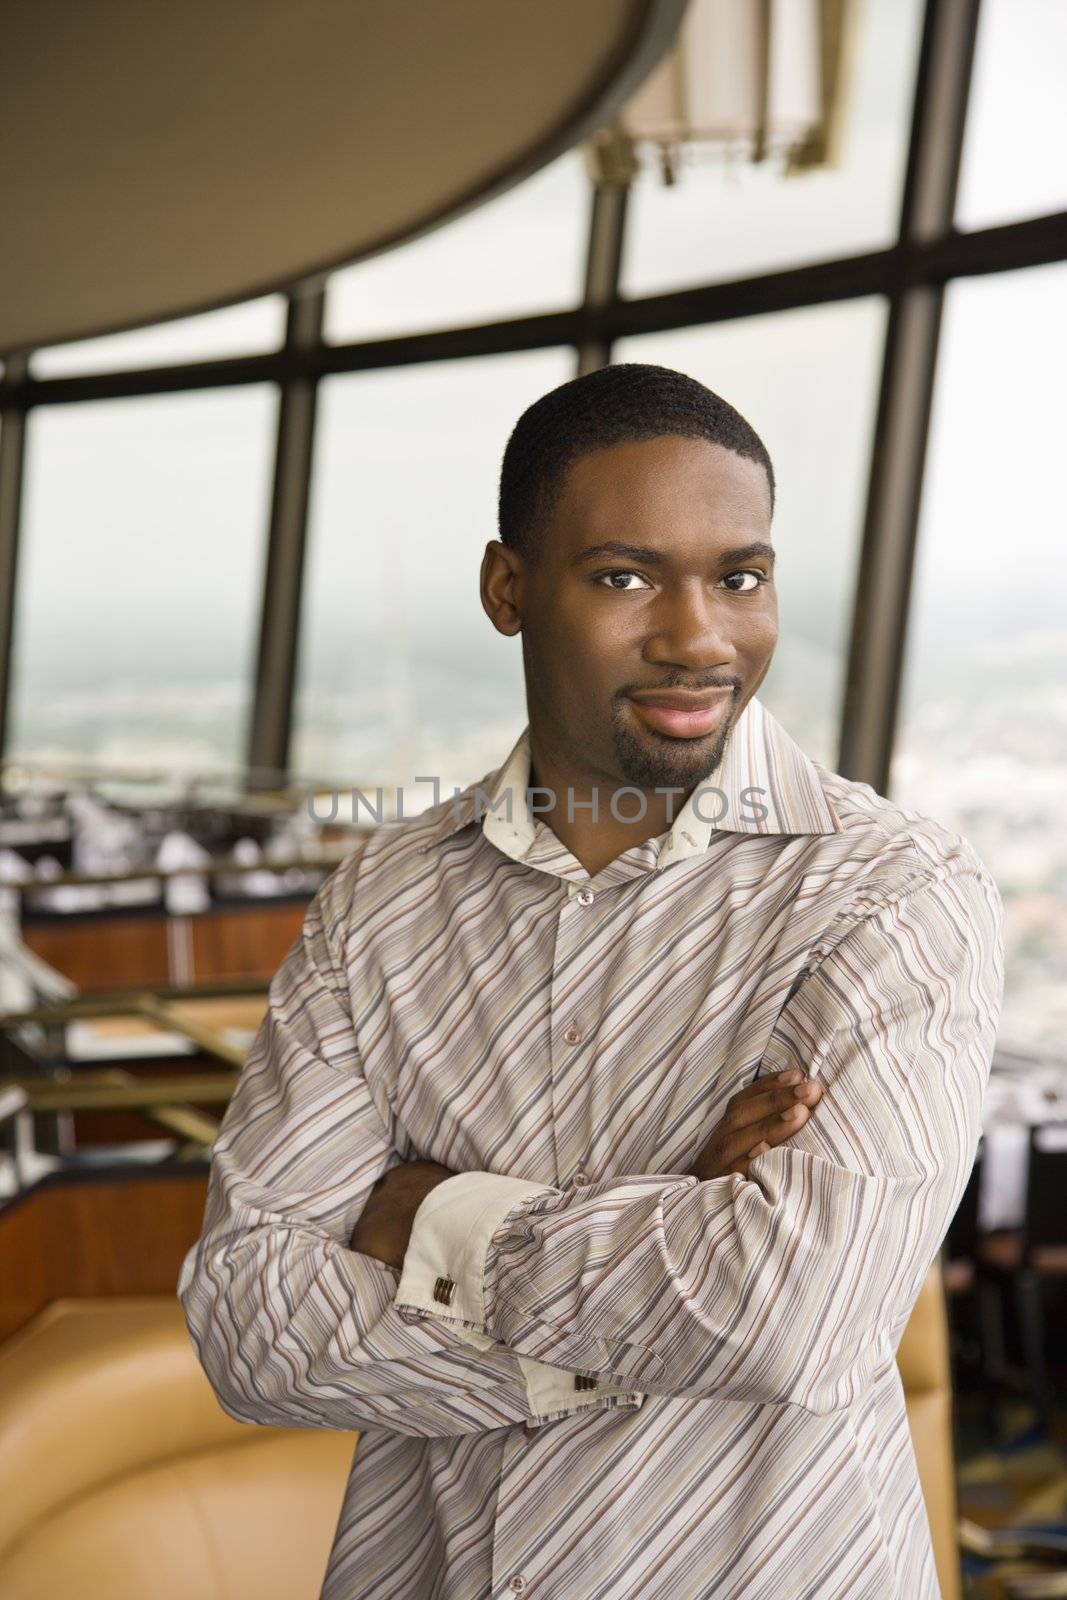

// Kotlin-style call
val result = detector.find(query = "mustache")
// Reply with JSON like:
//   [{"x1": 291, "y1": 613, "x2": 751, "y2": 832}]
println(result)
[{"x1": 615, "y1": 675, "x2": 742, "y2": 697}]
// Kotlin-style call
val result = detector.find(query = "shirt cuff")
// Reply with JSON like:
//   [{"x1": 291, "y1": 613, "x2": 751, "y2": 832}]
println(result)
[
  {"x1": 393, "y1": 1170, "x2": 645, "y2": 1424},
  {"x1": 395, "y1": 1170, "x2": 555, "y2": 1328},
  {"x1": 514, "y1": 1355, "x2": 645, "y2": 1420}
]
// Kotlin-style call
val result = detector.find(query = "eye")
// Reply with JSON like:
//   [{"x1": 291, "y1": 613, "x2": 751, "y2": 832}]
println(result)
[
  {"x1": 720, "y1": 569, "x2": 767, "y2": 594},
  {"x1": 595, "y1": 569, "x2": 653, "y2": 591}
]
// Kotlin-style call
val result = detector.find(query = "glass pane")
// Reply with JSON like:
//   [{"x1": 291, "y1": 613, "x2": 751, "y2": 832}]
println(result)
[
  {"x1": 325, "y1": 151, "x2": 588, "y2": 343},
  {"x1": 615, "y1": 297, "x2": 886, "y2": 765},
  {"x1": 31, "y1": 297, "x2": 286, "y2": 378},
  {"x1": 294, "y1": 348, "x2": 575, "y2": 791},
  {"x1": 892, "y1": 264, "x2": 1067, "y2": 1058},
  {"x1": 621, "y1": 0, "x2": 922, "y2": 297},
  {"x1": 10, "y1": 388, "x2": 277, "y2": 776},
  {"x1": 956, "y1": 0, "x2": 1067, "y2": 231}
]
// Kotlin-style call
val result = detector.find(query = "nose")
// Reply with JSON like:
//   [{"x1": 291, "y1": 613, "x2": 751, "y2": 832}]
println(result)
[{"x1": 641, "y1": 579, "x2": 736, "y2": 674}]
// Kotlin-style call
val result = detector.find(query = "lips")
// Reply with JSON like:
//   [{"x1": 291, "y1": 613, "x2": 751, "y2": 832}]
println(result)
[{"x1": 626, "y1": 686, "x2": 734, "y2": 740}]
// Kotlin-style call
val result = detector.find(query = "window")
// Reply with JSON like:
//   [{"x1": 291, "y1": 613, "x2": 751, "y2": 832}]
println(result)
[
  {"x1": 956, "y1": 0, "x2": 1067, "y2": 231},
  {"x1": 294, "y1": 348, "x2": 574, "y2": 791},
  {"x1": 616, "y1": 297, "x2": 886, "y2": 766},
  {"x1": 31, "y1": 297, "x2": 286, "y2": 378},
  {"x1": 0, "y1": 0, "x2": 1062, "y2": 865},
  {"x1": 9, "y1": 388, "x2": 277, "y2": 776},
  {"x1": 892, "y1": 263, "x2": 1067, "y2": 1056},
  {"x1": 621, "y1": 0, "x2": 923, "y2": 297},
  {"x1": 325, "y1": 151, "x2": 589, "y2": 343}
]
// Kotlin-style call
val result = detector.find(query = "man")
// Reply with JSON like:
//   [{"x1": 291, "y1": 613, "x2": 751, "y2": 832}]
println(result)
[{"x1": 179, "y1": 363, "x2": 1004, "y2": 1598}]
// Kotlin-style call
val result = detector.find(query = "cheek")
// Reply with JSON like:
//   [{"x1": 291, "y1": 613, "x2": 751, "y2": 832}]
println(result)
[
  {"x1": 541, "y1": 601, "x2": 633, "y2": 711},
  {"x1": 553, "y1": 588, "x2": 633, "y2": 660},
  {"x1": 755, "y1": 611, "x2": 779, "y2": 649},
  {"x1": 529, "y1": 600, "x2": 594, "y2": 684},
  {"x1": 575, "y1": 613, "x2": 642, "y2": 686},
  {"x1": 737, "y1": 595, "x2": 778, "y2": 654}
]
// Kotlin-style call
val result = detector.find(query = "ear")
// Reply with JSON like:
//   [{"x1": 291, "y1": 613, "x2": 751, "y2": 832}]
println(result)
[{"x1": 480, "y1": 539, "x2": 525, "y2": 637}]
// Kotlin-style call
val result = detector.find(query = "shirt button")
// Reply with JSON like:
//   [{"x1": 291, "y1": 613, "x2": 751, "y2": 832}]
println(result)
[
  {"x1": 509, "y1": 1577, "x2": 527, "y2": 1593},
  {"x1": 563, "y1": 1025, "x2": 582, "y2": 1045},
  {"x1": 575, "y1": 887, "x2": 595, "y2": 906},
  {"x1": 573, "y1": 1170, "x2": 589, "y2": 1186}
]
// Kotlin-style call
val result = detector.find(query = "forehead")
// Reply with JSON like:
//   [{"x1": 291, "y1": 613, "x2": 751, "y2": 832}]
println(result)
[{"x1": 552, "y1": 435, "x2": 772, "y2": 546}]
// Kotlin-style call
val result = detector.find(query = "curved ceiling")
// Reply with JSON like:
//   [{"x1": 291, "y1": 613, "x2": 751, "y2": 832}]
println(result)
[{"x1": 1, "y1": 0, "x2": 687, "y2": 354}]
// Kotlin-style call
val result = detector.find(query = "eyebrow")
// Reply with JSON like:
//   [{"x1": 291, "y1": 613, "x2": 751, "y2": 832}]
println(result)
[{"x1": 571, "y1": 540, "x2": 776, "y2": 569}]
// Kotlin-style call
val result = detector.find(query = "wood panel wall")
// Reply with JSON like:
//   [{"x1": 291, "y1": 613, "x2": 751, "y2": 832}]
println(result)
[
  {"x1": 23, "y1": 903, "x2": 307, "y2": 991},
  {"x1": 0, "y1": 1172, "x2": 209, "y2": 1343}
]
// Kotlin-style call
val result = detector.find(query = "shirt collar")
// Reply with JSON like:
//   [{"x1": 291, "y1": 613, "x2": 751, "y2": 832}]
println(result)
[{"x1": 420, "y1": 695, "x2": 841, "y2": 876}]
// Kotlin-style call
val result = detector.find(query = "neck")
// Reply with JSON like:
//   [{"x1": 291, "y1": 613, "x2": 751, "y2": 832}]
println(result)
[{"x1": 526, "y1": 734, "x2": 693, "y2": 878}]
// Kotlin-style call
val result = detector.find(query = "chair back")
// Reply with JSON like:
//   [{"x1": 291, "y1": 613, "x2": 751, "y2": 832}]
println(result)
[{"x1": 0, "y1": 1299, "x2": 355, "y2": 1600}]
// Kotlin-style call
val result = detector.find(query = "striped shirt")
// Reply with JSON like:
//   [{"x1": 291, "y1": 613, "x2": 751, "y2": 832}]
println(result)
[{"x1": 178, "y1": 694, "x2": 1004, "y2": 1599}]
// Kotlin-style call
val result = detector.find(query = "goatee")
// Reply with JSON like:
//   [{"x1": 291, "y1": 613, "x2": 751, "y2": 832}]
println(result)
[{"x1": 609, "y1": 690, "x2": 738, "y2": 793}]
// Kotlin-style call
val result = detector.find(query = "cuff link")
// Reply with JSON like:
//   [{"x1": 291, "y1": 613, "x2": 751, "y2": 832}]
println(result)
[
  {"x1": 433, "y1": 1275, "x2": 456, "y2": 1306},
  {"x1": 574, "y1": 1373, "x2": 598, "y2": 1391}
]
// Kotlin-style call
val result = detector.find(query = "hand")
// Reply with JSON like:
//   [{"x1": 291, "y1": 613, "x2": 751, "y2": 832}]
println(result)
[
  {"x1": 349, "y1": 1158, "x2": 458, "y2": 1271},
  {"x1": 688, "y1": 1068, "x2": 823, "y2": 1182}
]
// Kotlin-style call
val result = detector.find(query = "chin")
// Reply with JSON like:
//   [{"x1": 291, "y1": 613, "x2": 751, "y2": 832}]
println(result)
[{"x1": 613, "y1": 720, "x2": 731, "y2": 793}]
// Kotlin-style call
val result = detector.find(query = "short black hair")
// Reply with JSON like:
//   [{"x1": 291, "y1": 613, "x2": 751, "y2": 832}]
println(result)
[{"x1": 498, "y1": 362, "x2": 775, "y2": 563}]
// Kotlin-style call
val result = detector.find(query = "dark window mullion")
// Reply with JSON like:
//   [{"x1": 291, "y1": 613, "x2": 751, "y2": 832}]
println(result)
[
  {"x1": 245, "y1": 286, "x2": 324, "y2": 788},
  {"x1": 0, "y1": 353, "x2": 30, "y2": 764},
  {"x1": 576, "y1": 129, "x2": 636, "y2": 377},
  {"x1": 839, "y1": 0, "x2": 983, "y2": 791}
]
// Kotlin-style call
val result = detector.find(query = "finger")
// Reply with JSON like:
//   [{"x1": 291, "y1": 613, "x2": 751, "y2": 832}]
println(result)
[
  {"x1": 765, "y1": 1101, "x2": 812, "y2": 1139},
  {"x1": 726, "y1": 1069, "x2": 819, "y2": 1113},
  {"x1": 724, "y1": 1077, "x2": 822, "y2": 1131},
  {"x1": 714, "y1": 1101, "x2": 814, "y2": 1173},
  {"x1": 732, "y1": 1068, "x2": 803, "y2": 1102}
]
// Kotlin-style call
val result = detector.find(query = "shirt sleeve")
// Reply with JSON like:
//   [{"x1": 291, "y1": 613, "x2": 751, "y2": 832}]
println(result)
[
  {"x1": 177, "y1": 862, "x2": 638, "y2": 1436},
  {"x1": 394, "y1": 861, "x2": 1004, "y2": 1415}
]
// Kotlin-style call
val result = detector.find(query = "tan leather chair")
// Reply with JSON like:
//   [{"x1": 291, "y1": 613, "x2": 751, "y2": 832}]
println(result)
[
  {"x1": 0, "y1": 1299, "x2": 355, "y2": 1600},
  {"x1": 0, "y1": 1270, "x2": 959, "y2": 1600},
  {"x1": 898, "y1": 1264, "x2": 960, "y2": 1600}
]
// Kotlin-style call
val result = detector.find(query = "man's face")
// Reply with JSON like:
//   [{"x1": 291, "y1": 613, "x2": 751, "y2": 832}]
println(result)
[{"x1": 509, "y1": 434, "x2": 778, "y2": 793}]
